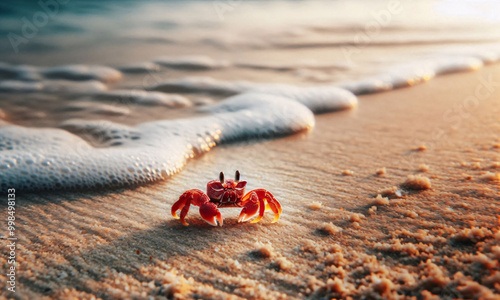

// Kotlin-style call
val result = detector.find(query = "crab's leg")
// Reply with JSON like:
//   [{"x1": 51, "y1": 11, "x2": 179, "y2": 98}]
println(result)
[
  {"x1": 257, "y1": 189, "x2": 282, "y2": 223},
  {"x1": 200, "y1": 202, "x2": 224, "y2": 227},
  {"x1": 238, "y1": 189, "x2": 282, "y2": 223},
  {"x1": 172, "y1": 189, "x2": 222, "y2": 226},
  {"x1": 172, "y1": 189, "x2": 199, "y2": 226},
  {"x1": 268, "y1": 200, "x2": 282, "y2": 223}
]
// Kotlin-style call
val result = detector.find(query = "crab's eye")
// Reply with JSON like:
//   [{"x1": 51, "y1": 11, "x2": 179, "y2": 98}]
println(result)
[
  {"x1": 235, "y1": 170, "x2": 240, "y2": 182},
  {"x1": 219, "y1": 171, "x2": 224, "y2": 183}
]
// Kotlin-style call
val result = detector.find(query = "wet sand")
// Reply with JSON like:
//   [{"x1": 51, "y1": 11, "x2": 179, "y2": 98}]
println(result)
[{"x1": 2, "y1": 65, "x2": 500, "y2": 299}]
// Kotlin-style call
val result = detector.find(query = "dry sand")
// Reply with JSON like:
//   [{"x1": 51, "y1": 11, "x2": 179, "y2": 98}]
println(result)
[{"x1": 2, "y1": 65, "x2": 500, "y2": 299}]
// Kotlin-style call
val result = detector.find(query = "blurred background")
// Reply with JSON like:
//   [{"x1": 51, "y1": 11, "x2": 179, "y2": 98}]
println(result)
[{"x1": 1, "y1": 0, "x2": 500, "y2": 71}]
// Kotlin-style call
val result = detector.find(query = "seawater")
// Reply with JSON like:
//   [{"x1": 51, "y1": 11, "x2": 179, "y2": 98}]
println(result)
[{"x1": 1, "y1": 0, "x2": 500, "y2": 191}]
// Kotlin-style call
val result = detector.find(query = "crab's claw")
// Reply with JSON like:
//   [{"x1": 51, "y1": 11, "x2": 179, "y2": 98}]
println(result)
[
  {"x1": 200, "y1": 202, "x2": 223, "y2": 226},
  {"x1": 238, "y1": 189, "x2": 282, "y2": 224},
  {"x1": 238, "y1": 192, "x2": 259, "y2": 223},
  {"x1": 172, "y1": 189, "x2": 212, "y2": 226}
]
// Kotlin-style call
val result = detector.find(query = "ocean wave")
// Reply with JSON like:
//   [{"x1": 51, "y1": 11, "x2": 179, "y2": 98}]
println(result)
[
  {"x1": 0, "y1": 63, "x2": 122, "y2": 83},
  {"x1": 2, "y1": 44, "x2": 500, "y2": 192},
  {"x1": 0, "y1": 91, "x2": 354, "y2": 191}
]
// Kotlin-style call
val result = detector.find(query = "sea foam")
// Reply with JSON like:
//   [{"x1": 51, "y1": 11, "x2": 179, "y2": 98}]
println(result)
[
  {"x1": 0, "y1": 80, "x2": 107, "y2": 93},
  {"x1": 119, "y1": 62, "x2": 161, "y2": 73},
  {"x1": 338, "y1": 54, "x2": 493, "y2": 95},
  {"x1": 0, "y1": 62, "x2": 122, "y2": 83},
  {"x1": 148, "y1": 77, "x2": 358, "y2": 112},
  {"x1": 0, "y1": 91, "x2": 352, "y2": 191},
  {"x1": 154, "y1": 55, "x2": 230, "y2": 70},
  {"x1": 3, "y1": 45, "x2": 500, "y2": 192},
  {"x1": 90, "y1": 90, "x2": 192, "y2": 108}
]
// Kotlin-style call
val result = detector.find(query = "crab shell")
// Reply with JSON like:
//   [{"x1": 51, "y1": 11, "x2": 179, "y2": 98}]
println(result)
[{"x1": 207, "y1": 179, "x2": 247, "y2": 206}]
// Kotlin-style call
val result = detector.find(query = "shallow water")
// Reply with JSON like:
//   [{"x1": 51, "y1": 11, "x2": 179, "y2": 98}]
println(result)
[{"x1": 1, "y1": 0, "x2": 500, "y2": 191}]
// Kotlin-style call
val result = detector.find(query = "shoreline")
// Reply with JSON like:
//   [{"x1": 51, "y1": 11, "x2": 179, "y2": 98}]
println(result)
[
  {"x1": 3, "y1": 64, "x2": 500, "y2": 299},
  {"x1": 2, "y1": 44, "x2": 500, "y2": 192}
]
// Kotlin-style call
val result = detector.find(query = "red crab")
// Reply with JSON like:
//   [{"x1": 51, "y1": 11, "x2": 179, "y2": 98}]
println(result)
[{"x1": 171, "y1": 171, "x2": 282, "y2": 226}]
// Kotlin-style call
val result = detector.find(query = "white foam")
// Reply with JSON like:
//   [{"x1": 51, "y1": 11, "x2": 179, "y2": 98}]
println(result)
[
  {"x1": 41, "y1": 65, "x2": 122, "y2": 83},
  {"x1": 148, "y1": 77, "x2": 358, "y2": 112},
  {"x1": 60, "y1": 102, "x2": 130, "y2": 116},
  {"x1": 91, "y1": 90, "x2": 192, "y2": 108},
  {"x1": 119, "y1": 62, "x2": 161, "y2": 73},
  {"x1": 235, "y1": 59, "x2": 352, "y2": 71},
  {"x1": 201, "y1": 35, "x2": 270, "y2": 50},
  {"x1": 0, "y1": 62, "x2": 122, "y2": 83},
  {"x1": 153, "y1": 55, "x2": 230, "y2": 70},
  {"x1": 0, "y1": 80, "x2": 107, "y2": 93},
  {"x1": 148, "y1": 76, "x2": 253, "y2": 95},
  {"x1": 42, "y1": 80, "x2": 108, "y2": 93},
  {"x1": 338, "y1": 54, "x2": 492, "y2": 95},
  {"x1": 433, "y1": 45, "x2": 500, "y2": 64},
  {"x1": 251, "y1": 84, "x2": 357, "y2": 113},
  {"x1": 432, "y1": 56, "x2": 483, "y2": 75},
  {"x1": 3, "y1": 45, "x2": 500, "y2": 192},
  {"x1": 153, "y1": 77, "x2": 359, "y2": 116},
  {"x1": 0, "y1": 92, "x2": 316, "y2": 191}
]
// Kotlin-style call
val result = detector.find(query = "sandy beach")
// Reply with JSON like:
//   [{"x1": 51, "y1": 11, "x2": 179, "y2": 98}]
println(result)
[
  {"x1": 2, "y1": 63, "x2": 498, "y2": 299},
  {"x1": 1, "y1": 1, "x2": 500, "y2": 299}
]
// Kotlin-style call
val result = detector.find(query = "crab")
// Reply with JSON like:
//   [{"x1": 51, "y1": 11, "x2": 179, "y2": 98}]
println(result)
[{"x1": 171, "y1": 170, "x2": 282, "y2": 226}]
